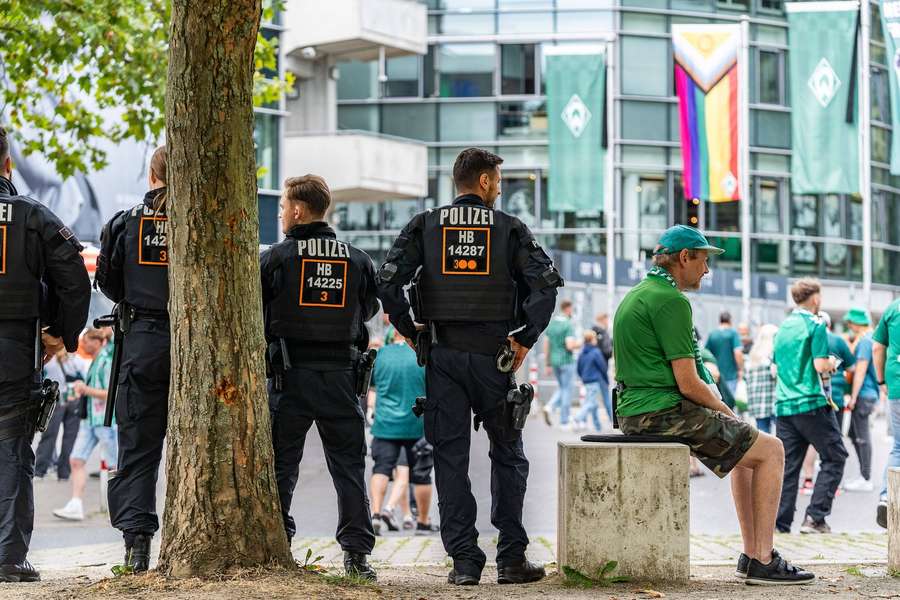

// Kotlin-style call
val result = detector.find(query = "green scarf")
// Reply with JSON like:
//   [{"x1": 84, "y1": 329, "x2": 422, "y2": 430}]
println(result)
[{"x1": 646, "y1": 266, "x2": 714, "y2": 385}]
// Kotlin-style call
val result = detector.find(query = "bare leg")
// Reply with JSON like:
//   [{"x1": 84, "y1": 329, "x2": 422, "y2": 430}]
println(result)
[
  {"x1": 386, "y1": 465, "x2": 410, "y2": 516},
  {"x1": 801, "y1": 446, "x2": 817, "y2": 481},
  {"x1": 70, "y1": 458, "x2": 87, "y2": 500},
  {"x1": 414, "y1": 484, "x2": 432, "y2": 525},
  {"x1": 730, "y1": 465, "x2": 755, "y2": 556},
  {"x1": 735, "y1": 432, "x2": 785, "y2": 562},
  {"x1": 370, "y1": 474, "x2": 389, "y2": 515}
]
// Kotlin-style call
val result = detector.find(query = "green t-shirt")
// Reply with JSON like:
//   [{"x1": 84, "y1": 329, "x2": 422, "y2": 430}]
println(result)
[
  {"x1": 874, "y1": 299, "x2": 900, "y2": 400},
  {"x1": 827, "y1": 331, "x2": 856, "y2": 408},
  {"x1": 370, "y1": 343, "x2": 425, "y2": 440},
  {"x1": 613, "y1": 271, "x2": 713, "y2": 417},
  {"x1": 773, "y1": 309, "x2": 829, "y2": 417},
  {"x1": 84, "y1": 341, "x2": 115, "y2": 427},
  {"x1": 705, "y1": 327, "x2": 741, "y2": 382},
  {"x1": 546, "y1": 315, "x2": 575, "y2": 367}
]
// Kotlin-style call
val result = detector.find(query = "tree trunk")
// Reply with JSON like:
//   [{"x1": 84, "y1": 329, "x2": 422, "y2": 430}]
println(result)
[{"x1": 158, "y1": 0, "x2": 293, "y2": 577}]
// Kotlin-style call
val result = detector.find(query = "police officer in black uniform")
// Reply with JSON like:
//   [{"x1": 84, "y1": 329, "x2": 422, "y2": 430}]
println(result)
[
  {"x1": 376, "y1": 148, "x2": 561, "y2": 586},
  {"x1": 95, "y1": 146, "x2": 170, "y2": 573},
  {"x1": 0, "y1": 126, "x2": 91, "y2": 581},
  {"x1": 261, "y1": 175, "x2": 379, "y2": 580}
]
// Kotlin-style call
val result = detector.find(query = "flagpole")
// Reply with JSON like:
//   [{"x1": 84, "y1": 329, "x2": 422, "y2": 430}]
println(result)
[
  {"x1": 739, "y1": 16, "x2": 752, "y2": 324},
  {"x1": 861, "y1": 0, "x2": 873, "y2": 307},
  {"x1": 605, "y1": 38, "x2": 616, "y2": 322}
]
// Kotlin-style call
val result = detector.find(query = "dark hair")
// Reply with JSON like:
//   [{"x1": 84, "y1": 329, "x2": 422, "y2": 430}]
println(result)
[
  {"x1": 791, "y1": 278, "x2": 821, "y2": 305},
  {"x1": 284, "y1": 174, "x2": 331, "y2": 216},
  {"x1": 0, "y1": 127, "x2": 9, "y2": 164},
  {"x1": 452, "y1": 147, "x2": 503, "y2": 189},
  {"x1": 719, "y1": 311, "x2": 732, "y2": 324},
  {"x1": 560, "y1": 300, "x2": 573, "y2": 311}
]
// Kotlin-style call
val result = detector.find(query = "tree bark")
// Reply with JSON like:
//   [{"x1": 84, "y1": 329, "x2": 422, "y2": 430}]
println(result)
[{"x1": 158, "y1": 0, "x2": 293, "y2": 577}]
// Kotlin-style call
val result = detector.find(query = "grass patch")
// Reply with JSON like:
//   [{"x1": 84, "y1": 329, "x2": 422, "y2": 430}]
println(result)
[
  {"x1": 561, "y1": 561, "x2": 630, "y2": 589},
  {"x1": 845, "y1": 565, "x2": 864, "y2": 577},
  {"x1": 297, "y1": 548, "x2": 325, "y2": 573},
  {"x1": 320, "y1": 572, "x2": 375, "y2": 587}
]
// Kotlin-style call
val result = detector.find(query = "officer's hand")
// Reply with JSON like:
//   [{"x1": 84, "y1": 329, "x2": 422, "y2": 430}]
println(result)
[
  {"x1": 508, "y1": 337, "x2": 530, "y2": 372},
  {"x1": 41, "y1": 333, "x2": 65, "y2": 365}
]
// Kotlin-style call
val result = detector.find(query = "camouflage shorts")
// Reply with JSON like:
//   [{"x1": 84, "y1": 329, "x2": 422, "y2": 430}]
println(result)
[{"x1": 619, "y1": 398, "x2": 758, "y2": 478}]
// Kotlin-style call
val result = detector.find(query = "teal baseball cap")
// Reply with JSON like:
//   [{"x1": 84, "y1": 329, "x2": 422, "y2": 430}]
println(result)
[
  {"x1": 844, "y1": 307, "x2": 871, "y2": 326},
  {"x1": 653, "y1": 225, "x2": 725, "y2": 256}
]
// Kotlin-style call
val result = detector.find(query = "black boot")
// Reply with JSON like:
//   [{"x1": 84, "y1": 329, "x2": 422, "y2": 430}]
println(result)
[
  {"x1": 0, "y1": 560, "x2": 40, "y2": 582},
  {"x1": 343, "y1": 551, "x2": 376, "y2": 581},
  {"x1": 497, "y1": 559, "x2": 546, "y2": 584},
  {"x1": 447, "y1": 569, "x2": 480, "y2": 585},
  {"x1": 125, "y1": 533, "x2": 152, "y2": 573}
]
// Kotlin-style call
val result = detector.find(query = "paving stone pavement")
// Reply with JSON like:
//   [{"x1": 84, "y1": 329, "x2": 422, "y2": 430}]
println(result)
[{"x1": 26, "y1": 531, "x2": 889, "y2": 580}]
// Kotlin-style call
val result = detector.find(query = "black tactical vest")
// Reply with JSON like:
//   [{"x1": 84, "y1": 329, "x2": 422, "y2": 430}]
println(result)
[
  {"x1": 122, "y1": 203, "x2": 169, "y2": 311},
  {"x1": 268, "y1": 236, "x2": 364, "y2": 343},
  {"x1": 0, "y1": 197, "x2": 41, "y2": 320},
  {"x1": 418, "y1": 202, "x2": 516, "y2": 322}
]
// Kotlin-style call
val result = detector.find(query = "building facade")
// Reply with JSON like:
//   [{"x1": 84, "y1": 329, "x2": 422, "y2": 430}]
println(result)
[{"x1": 278, "y1": 0, "x2": 900, "y2": 330}]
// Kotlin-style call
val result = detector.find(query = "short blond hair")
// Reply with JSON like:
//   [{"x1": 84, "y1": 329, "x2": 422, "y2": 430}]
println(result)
[
  {"x1": 583, "y1": 330, "x2": 597, "y2": 344},
  {"x1": 791, "y1": 278, "x2": 821, "y2": 305},
  {"x1": 283, "y1": 174, "x2": 331, "y2": 216}
]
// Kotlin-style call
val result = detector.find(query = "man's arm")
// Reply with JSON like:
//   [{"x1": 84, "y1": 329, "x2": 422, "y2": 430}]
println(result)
[
  {"x1": 848, "y1": 337, "x2": 872, "y2": 409},
  {"x1": 510, "y1": 221, "x2": 562, "y2": 350},
  {"x1": 873, "y1": 341, "x2": 887, "y2": 387},
  {"x1": 375, "y1": 214, "x2": 425, "y2": 340},
  {"x1": 671, "y1": 357, "x2": 734, "y2": 417}
]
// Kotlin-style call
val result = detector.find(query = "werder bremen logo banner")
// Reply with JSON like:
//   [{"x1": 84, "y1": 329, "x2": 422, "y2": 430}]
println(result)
[
  {"x1": 786, "y1": 2, "x2": 860, "y2": 194},
  {"x1": 545, "y1": 52, "x2": 606, "y2": 213},
  {"x1": 880, "y1": 0, "x2": 900, "y2": 174}
]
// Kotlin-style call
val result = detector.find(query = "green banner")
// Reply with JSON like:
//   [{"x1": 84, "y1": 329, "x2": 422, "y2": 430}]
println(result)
[
  {"x1": 787, "y1": 2, "x2": 859, "y2": 194},
  {"x1": 881, "y1": 0, "x2": 900, "y2": 175},
  {"x1": 546, "y1": 52, "x2": 606, "y2": 213}
]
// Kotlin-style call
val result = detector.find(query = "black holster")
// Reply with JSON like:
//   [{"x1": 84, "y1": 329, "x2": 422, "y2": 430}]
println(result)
[
  {"x1": 505, "y1": 373, "x2": 533, "y2": 431},
  {"x1": 94, "y1": 302, "x2": 132, "y2": 428},
  {"x1": 415, "y1": 322, "x2": 437, "y2": 368},
  {"x1": 355, "y1": 348, "x2": 378, "y2": 399},
  {"x1": 267, "y1": 341, "x2": 287, "y2": 392}
]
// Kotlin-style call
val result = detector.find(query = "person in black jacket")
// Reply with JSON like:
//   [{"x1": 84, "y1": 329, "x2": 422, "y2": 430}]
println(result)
[
  {"x1": 95, "y1": 146, "x2": 170, "y2": 573},
  {"x1": 376, "y1": 148, "x2": 562, "y2": 586},
  {"x1": 0, "y1": 126, "x2": 91, "y2": 582},
  {"x1": 260, "y1": 175, "x2": 380, "y2": 581}
]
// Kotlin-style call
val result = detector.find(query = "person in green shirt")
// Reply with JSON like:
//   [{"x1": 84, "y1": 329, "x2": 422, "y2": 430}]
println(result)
[
  {"x1": 772, "y1": 279, "x2": 846, "y2": 537},
  {"x1": 705, "y1": 311, "x2": 744, "y2": 394},
  {"x1": 615, "y1": 225, "x2": 812, "y2": 586},
  {"x1": 876, "y1": 298, "x2": 900, "y2": 527},
  {"x1": 542, "y1": 300, "x2": 579, "y2": 427}
]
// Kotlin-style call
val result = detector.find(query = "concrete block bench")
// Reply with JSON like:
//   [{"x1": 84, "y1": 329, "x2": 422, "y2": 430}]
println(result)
[{"x1": 557, "y1": 436, "x2": 691, "y2": 583}]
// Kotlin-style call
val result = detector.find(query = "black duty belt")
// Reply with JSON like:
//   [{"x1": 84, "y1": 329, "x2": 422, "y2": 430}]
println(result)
[
  {"x1": 284, "y1": 341, "x2": 360, "y2": 367},
  {"x1": 434, "y1": 324, "x2": 505, "y2": 356},
  {"x1": 132, "y1": 308, "x2": 169, "y2": 321}
]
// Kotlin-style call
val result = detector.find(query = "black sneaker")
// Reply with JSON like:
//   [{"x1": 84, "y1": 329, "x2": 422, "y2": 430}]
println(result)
[
  {"x1": 447, "y1": 569, "x2": 479, "y2": 585},
  {"x1": 745, "y1": 551, "x2": 815, "y2": 586},
  {"x1": 735, "y1": 553, "x2": 750, "y2": 578},
  {"x1": 415, "y1": 522, "x2": 439, "y2": 536},
  {"x1": 343, "y1": 551, "x2": 376, "y2": 581},
  {"x1": 497, "y1": 559, "x2": 546, "y2": 584},
  {"x1": 0, "y1": 560, "x2": 40, "y2": 582},
  {"x1": 877, "y1": 500, "x2": 888, "y2": 529},
  {"x1": 799, "y1": 515, "x2": 830, "y2": 534},
  {"x1": 125, "y1": 533, "x2": 152, "y2": 573}
]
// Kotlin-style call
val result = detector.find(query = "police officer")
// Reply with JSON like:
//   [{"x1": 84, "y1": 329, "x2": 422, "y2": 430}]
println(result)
[
  {"x1": 95, "y1": 146, "x2": 170, "y2": 573},
  {"x1": 261, "y1": 175, "x2": 379, "y2": 580},
  {"x1": 376, "y1": 148, "x2": 561, "y2": 586},
  {"x1": 0, "y1": 126, "x2": 91, "y2": 581}
]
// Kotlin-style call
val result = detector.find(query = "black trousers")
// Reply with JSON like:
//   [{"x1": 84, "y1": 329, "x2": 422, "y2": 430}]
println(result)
[
  {"x1": 34, "y1": 399, "x2": 80, "y2": 479},
  {"x1": 0, "y1": 375, "x2": 36, "y2": 564},
  {"x1": 847, "y1": 396, "x2": 878, "y2": 480},
  {"x1": 108, "y1": 319, "x2": 170, "y2": 539},
  {"x1": 270, "y1": 367, "x2": 374, "y2": 554},
  {"x1": 424, "y1": 345, "x2": 529, "y2": 577},
  {"x1": 775, "y1": 407, "x2": 847, "y2": 530}
]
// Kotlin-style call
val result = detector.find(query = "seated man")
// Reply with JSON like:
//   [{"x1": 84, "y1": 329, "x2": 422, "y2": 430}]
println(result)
[{"x1": 613, "y1": 225, "x2": 814, "y2": 586}]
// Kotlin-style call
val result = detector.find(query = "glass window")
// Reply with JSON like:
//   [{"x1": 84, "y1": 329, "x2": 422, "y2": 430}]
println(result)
[
  {"x1": 498, "y1": 100, "x2": 547, "y2": 139},
  {"x1": 621, "y1": 101, "x2": 668, "y2": 141},
  {"x1": 498, "y1": 173, "x2": 538, "y2": 228},
  {"x1": 708, "y1": 201, "x2": 739, "y2": 231},
  {"x1": 439, "y1": 103, "x2": 496, "y2": 141},
  {"x1": 621, "y1": 172, "x2": 668, "y2": 255},
  {"x1": 501, "y1": 145, "x2": 549, "y2": 167},
  {"x1": 501, "y1": 45, "x2": 536, "y2": 95},
  {"x1": 438, "y1": 44, "x2": 496, "y2": 97},
  {"x1": 671, "y1": 0, "x2": 711, "y2": 10},
  {"x1": 753, "y1": 110, "x2": 790, "y2": 149},
  {"x1": 254, "y1": 113, "x2": 279, "y2": 191},
  {"x1": 499, "y1": 12, "x2": 553, "y2": 34},
  {"x1": 258, "y1": 194, "x2": 279, "y2": 245},
  {"x1": 753, "y1": 239, "x2": 787, "y2": 274},
  {"x1": 384, "y1": 200, "x2": 421, "y2": 231},
  {"x1": 758, "y1": 50, "x2": 781, "y2": 105},
  {"x1": 424, "y1": 47, "x2": 436, "y2": 97},
  {"x1": 873, "y1": 125, "x2": 890, "y2": 163},
  {"x1": 758, "y1": 0, "x2": 783, "y2": 12},
  {"x1": 822, "y1": 194, "x2": 843, "y2": 238},
  {"x1": 431, "y1": 13, "x2": 495, "y2": 35},
  {"x1": 791, "y1": 194, "x2": 818, "y2": 232},
  {"x1": 873, "y1": 68, "x2": 891, "y2": 124},
  {"x1": 621, "y1": 145, "x2": 666, "y2": 165},
  {"x1": 499, "y1": 0, "x2": 553, "y2": 7},
  {"x1": 385, "y1": 55, "x2": 420, "y2": 98},
  {"x1": 382, "y1": 104, "x2": 437, "y2": 141},
  {"x1": 337, "y1": 105, "x2": 379, "y2": 132},
  {"x1": 755, "y1": 179, "x2": 782, "y2": 233},
  {"x1": 849, "y1": 195, "x2": 863, "y2": 240},
  {"x1": 754, "y1": 152, "x2": 789, "y2": 173},
  {"x1": 337, "y1": 60, "x2": 378, "y2": 100},
  {"x1": 259, "y1": 28, "x2": 280, "y2": 80},
  {"x1": 621, "y1": 37, "x2": 669, "y2": 97},
  {"x1": 556, "y1": 11, "x2": 614, "y2": 34},
  {"x1": 557, "y1": 0, "x2": 613, "y2": 7},
  {"x1": 621, "y1": 13, "x2": 667, "y2": 34},
  {"x1": 718, "y1": 0, "x2": 749, "y2": 10},
  {"x1": 754, "y1": 25, "x2": 787, "y2": 45},
  {"x1": 331, "y1": 202, "x2": 381, "y2": 231}
]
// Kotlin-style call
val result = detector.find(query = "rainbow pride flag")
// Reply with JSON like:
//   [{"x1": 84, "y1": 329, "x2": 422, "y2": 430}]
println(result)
[{"x1": 672, "y1": 24, "x2": 742, "y2": 202}]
